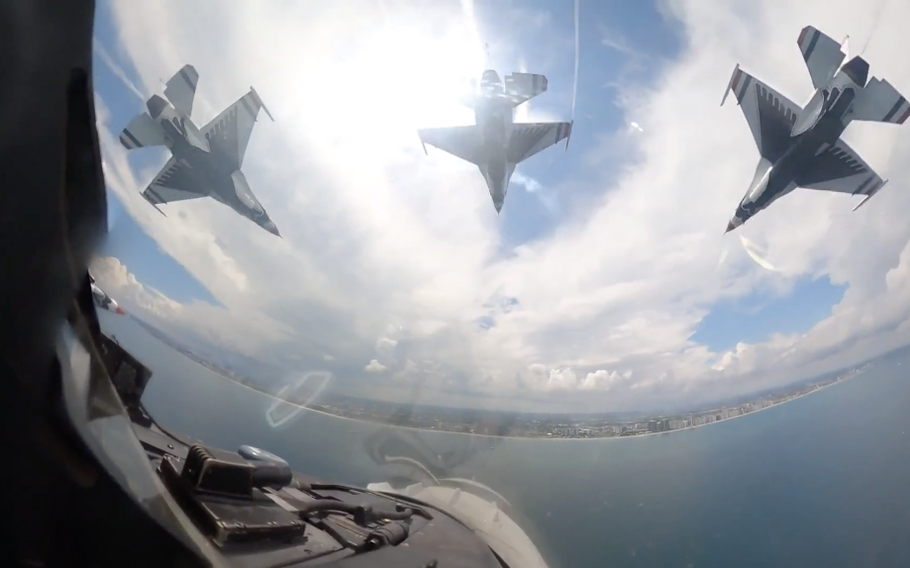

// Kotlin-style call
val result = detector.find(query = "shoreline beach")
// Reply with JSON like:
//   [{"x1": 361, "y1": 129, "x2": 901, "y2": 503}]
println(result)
[{"x1": 165, "y1": 340, "x2": 870, "y2": 442}]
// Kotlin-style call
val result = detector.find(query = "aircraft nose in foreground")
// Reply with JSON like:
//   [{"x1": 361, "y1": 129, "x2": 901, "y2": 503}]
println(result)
[{"x1": 725, "y1": 216, "x2": 743, "y2": 234}]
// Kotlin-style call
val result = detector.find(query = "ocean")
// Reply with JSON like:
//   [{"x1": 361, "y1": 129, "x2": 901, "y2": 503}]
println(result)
[{"x1": 98, "y1": 312, "x2": 910, "y2": 568}]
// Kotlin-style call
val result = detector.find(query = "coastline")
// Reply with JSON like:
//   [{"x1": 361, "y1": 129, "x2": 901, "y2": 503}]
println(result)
[
  {"x1": 619, "y1": 369, "x2": 867, "y2": 440},
  {"x1": 166, "y1": 344, "x2": 870, "y2": 442}
]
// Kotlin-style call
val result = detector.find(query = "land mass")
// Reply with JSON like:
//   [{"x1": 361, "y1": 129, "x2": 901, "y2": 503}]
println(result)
[{"x1": 127, "y1": 315, "x2": 883, "y2": 439}]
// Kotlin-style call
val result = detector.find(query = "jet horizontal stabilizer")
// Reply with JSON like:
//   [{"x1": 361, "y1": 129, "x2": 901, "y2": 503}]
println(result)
[
  {"x1": 504, "y1": 72, "x2": 548, "y2": 107},
  {"x1": 120, "y1": 112, "x2": 166, "y2": 150},
  {"x1": 851, "y1": 78, "x2": 910, "y2": 125}
]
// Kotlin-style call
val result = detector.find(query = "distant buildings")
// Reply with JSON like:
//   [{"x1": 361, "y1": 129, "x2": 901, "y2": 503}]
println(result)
[
  {"x1": 127, "y1": 316, "x2": 874, "y2": 440},
  {"x1": 242, "y1": 362, "x2": 870, "y2": 439}
]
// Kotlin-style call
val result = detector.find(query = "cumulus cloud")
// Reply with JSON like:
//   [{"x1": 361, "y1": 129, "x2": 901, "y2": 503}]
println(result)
[
  {"x1": 94, "y1": 0, "x2": 910, "y2": 412},
  {"x1": 90, "y1": 256, "x2": 295, "y2": 360},
  {"x1": 365, "y1": 360, "x2": 387, "y2": 373}
]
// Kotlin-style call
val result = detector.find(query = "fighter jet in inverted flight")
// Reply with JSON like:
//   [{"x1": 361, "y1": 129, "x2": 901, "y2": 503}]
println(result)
[
  {"x1": 89, "y1": 275, "x2": 125, "y2": 315},
  {"x1": 721, "y1": 25, "x2": 908, "y2": 233},
  {"x1": 119, "y1": 64, "x2": 280, "y2": 236},
  {"x1": 418, "y1": 70, "x2": 573, "y2": 214}
]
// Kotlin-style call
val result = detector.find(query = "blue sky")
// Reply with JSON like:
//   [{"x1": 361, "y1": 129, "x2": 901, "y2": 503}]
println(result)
[
  {"x1": 90, "y1": 0, "x2": 896, "y2": 411},
  {"x1": 692, "y1": 276, "x2": 846, "y2": 353},
  {"x1": 95, "y1": 0, "x2": 218, "y2": 306},
  {"x1": 103, "y1": 193, "x2": 221, "y2": 306},
  {"x1": 95, "y1": 0, "x2": 844, "y2": 352}
]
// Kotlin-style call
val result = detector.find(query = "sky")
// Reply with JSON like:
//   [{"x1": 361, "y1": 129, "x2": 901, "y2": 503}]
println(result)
[{"x1": 90, "y1": 0, "x2": 910, "y2": 413}]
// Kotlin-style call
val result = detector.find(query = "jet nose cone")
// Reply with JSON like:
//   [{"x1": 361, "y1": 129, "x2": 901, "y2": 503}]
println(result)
[
  {"x1": 724, "y1": 214, "x2": 745, "y2": 234},
  {"x1": 724, "y1": 216, "x2": 744, "y2": 234},
  {"x1": 493, "y1": 201, "x2": 503, "y2": 214},
  {"x1": 263, "y1": 220, "x2": 281, "y2": 238}
]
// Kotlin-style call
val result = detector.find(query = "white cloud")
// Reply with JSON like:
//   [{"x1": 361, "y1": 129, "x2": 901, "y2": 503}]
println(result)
[
  {"x1": 599, "y1": 25, "x2": 643, "y2": 59},
  {"x1": 365, "y1": 360, "x2": 387, "y2": 373},
  {"x1": 93, "y1": 39, "x2": 145, "y2": 103},
  {"x1": 581, "y1": 369, "x2": 634, "y2": 391},
  {"x1": 96, "y1": 0, "x2": 910, "y2": 412},
  {"x1": 90, "y1": 256, "x2": 294, "y2": 360},
  {"x1": 376, "y1": 337, "x2": 399, "y2": 353}
]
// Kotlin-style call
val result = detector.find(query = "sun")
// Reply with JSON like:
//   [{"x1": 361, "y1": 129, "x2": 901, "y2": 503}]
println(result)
[{"x1": 301, "y1": 20, "x2": 487, "y2": 153}]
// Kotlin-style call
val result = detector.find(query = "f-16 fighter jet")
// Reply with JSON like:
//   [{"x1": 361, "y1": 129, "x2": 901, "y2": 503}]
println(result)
[
  {"x1": 418, "y1": 70, "x2": 573, "y2": 214},
  {"x1": 119, "y1": 64, "x2": 280, "y2": 237},
  {"x1": 721, "y1": 26, "x2": 908, "y2": 233},
  {"x1": 90, "y1": 275, "x2": 126, "y2": 315}
]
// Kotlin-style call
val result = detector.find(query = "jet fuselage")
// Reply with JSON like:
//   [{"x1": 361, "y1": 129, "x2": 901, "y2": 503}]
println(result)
[
  {"x1": 729, "y1": 113, "x2": 848, "y2": 231},
  {"x1": 728, "y1": 58, "x2": 869, "y2": 231},
  {"x1": 146, "y1": 95, "x2": 279, "y2": 235},
  {"x1": 473, "y1": 70, "x2": 518, "y2": 213},
  {"x1": 418, "y1": 68, "x2": 568, "y2": 214},
  {"x1": 793, "y1": 55, "x2": 870, "y2": 136}
]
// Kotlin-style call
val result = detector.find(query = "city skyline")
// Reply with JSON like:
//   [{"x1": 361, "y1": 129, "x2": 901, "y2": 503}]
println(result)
[{"x1": 126, "y1": 313, "x2": 882, "y2": 438}]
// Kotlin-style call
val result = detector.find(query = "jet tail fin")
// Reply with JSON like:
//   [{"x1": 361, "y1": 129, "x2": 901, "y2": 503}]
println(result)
[
  {"x1": 505, "y1": 72, "x2": 548, "y2": 107},
  {"x1": 851, "y1": 78, "x2": 910, "y2": 125},
  {"x1": 119, "y1": 112, "x2": 167, "y2": 150}
]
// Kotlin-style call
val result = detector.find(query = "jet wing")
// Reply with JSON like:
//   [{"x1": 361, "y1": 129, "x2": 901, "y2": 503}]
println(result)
[
  {"x1": 797, "y1": 26, "x2": 846, "y2": 90},
  {"x1": 418, "y1": 125, "x2": 483, "y2": 165},
  {"x1": 722, "y1": 65, "x2": 800, "y2": 163},
  {"x1": 507, "y1": 122, "x2": 572, "y2": 163},
  {"x1": 201, "y1": 88, "x2": 274, "y2": 171},
  {"x1": 851, "y1": 77, "x2": 910, "y2": 125},
  {"x1": 796, "y1": 139, "x2": 888, "y2": 210},
  {"x1": 140, "y1": 157, "x2": 207, "y2": 211},
  {"x1": 164, "y1": 64, "x2": 199, "y2": 117}
]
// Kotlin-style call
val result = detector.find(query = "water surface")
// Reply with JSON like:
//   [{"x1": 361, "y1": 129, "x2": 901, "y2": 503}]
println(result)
[{"x1": 100, "y1": 312, "x2": 910, "y2": 568}]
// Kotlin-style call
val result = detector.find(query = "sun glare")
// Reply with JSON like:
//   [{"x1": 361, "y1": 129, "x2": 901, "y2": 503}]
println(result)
[{"x1": 302, "y1": 21, "x2": 486, "y2": 158}]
